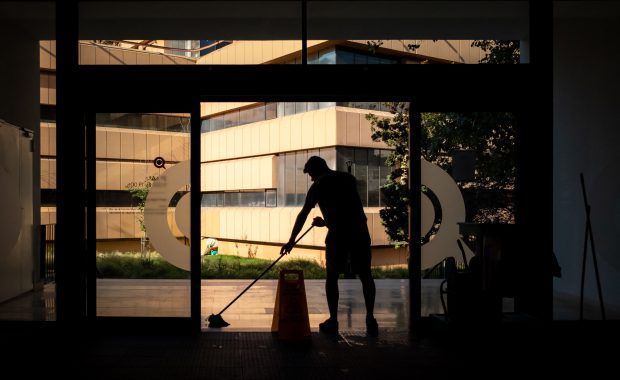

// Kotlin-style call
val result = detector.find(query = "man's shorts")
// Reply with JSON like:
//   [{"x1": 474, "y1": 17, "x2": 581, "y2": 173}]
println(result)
[{"x1": 325, "y1": 235, "x2": 372, "y2": 275}]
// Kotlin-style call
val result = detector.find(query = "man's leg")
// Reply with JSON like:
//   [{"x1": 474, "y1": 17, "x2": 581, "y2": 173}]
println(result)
[
  {"x1": 359, "y1": 269, "x2": 378, "y2": 336},
  {"x1": 358, "y1": 269, "x2": 376, "y2": 319},
  {"x1": 325, "y1": 266, "x2": 339, "y2": 321},
  {"x1": 319, "y1": 265, "x2": 340, "y2": 334}
]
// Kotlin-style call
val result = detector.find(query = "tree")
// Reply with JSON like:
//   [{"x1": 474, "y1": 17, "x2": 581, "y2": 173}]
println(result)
[
  {"x1": 471, "y1": 40, "x2": 520, "y2": 64},
  {"x1": 92, "y1": 40, "x2": 121, "y2": 47},
  {"x1": 366, "y1": 103, "x2": 411, "y2": 246},
  {"x1": 126, "y1": 175, "x2": 158, "y2": 261},
  {"x1": 366, "y1": 41, "x2": 519, "y2": 247},
  {"x1": 367, "y1": 40, "x2": 520, "y2": 64},
  {"x1": 368, "y1": 106, "x2": 517, "y2": 247},
  {"x1": 126, "y1": 175, "x2": 158, "y2": 234}
]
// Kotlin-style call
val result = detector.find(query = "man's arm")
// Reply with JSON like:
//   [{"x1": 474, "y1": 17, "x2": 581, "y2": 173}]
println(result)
[{"x1": 281, "y1": 203, "x2": 313, "y2": 255}]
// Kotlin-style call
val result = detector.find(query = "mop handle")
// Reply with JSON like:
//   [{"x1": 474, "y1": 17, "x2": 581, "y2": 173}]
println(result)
[{"x1": 216, "y1": 224, "x2": 315, "y2": 315}]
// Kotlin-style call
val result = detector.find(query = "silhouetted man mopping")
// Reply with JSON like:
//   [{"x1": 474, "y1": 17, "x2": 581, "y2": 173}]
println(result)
[{"x1": 281, "y1": 156, "x2": 378, "y2": 336}]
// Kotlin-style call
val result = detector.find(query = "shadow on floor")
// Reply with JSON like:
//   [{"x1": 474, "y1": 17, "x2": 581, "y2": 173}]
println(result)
[{"x1": 3, "y1": 320, "x2": 619, "y2": 379}]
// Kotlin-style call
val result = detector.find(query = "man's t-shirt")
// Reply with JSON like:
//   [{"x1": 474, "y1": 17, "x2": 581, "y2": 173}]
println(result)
[{"x1": 304, "y1": 170, "x2": 370, "y2": 244}]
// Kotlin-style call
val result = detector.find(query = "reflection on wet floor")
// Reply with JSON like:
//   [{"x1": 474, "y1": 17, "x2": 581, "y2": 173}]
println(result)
[
  {"x1": 2, "y1": 279, "x2": 615, "y2": 324},
  {"x1": 200, "y1": 279, "x2": 439, "y2": 331},
  {"x1": 0, "y1": 279, "x2": 445, "y2": 329},
  {"x1": 0, "y1": 283, "x2": 56, "y2": 321}
]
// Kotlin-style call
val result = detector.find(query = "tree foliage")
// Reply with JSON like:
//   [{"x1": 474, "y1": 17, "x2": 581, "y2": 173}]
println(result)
[
  {"x1": 366, "y1": 103, "x2": 410, "y2": 246},
  {"x1": 471, "y1": 40, "x2": 520, "y2": 64},
  {"x1": 421, "y1": 112, "x2": 516, "y2": 188},
  {"x1": 126, "y1": 175, "x2": 158, "y2": 233},
  {"x1": 92, "y1": 40, "x2": 121, "y2": 47},
  {"x1": 366, "y1": 41, "x2": 520, "y2": 247},
  {"x1": 368, "y1": 107, "x2": 517, "y2": 246}
]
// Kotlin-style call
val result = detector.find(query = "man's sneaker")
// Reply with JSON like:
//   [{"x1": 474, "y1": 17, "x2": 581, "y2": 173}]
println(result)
[
  {"x1": 319, "y1": 319, "x2": 339, "y2": 335},
  {"x1": 366, "y1": 317, "x2": 379, "y2": 337}
]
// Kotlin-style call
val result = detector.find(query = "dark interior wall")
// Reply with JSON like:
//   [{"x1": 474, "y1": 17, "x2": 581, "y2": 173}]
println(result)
[
  {"x1": 77, "y1": 1, "x2": 527, "y2": 40},
  {"x1": 0, "y1": 23, "x2": 41, "y2": 298},
  {"x1": 0, "y1": 26, "x2": 40, "y2": 132},
  {"x1": 554, "y1": 1, "x2": 620, "y2": 318}
]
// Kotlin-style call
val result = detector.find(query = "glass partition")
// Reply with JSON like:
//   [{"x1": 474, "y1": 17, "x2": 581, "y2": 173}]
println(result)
[
  {"x1": 95, "y1": 112, "x2": 191, "y2": 317},
  {"x1": 308, "y1": 1, "x2": 527, "y2": 64},
  {"x1": 78, "y1": 1, "x2": 302, "y2": 65},
  {"x1": 200, "y1": 101, "x2": 416, "y2": 331},
  {"x1": 418, "y1": 110, "x2": 517, "y2": 317}
]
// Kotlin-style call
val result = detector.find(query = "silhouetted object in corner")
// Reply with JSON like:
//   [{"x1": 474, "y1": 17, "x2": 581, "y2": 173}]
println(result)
[
  {"x1": 551, "y1": 251, "x2": 562, "y2": 278},
  {"x1": 281, "y1": 156, "x2": 378, "y2": 336},
  {"x1": 457, "y1": 239, "x2": 469, "y2": 270},
  {"x1": 579, "y1": 173, "x2": 606, "y2": 320}
]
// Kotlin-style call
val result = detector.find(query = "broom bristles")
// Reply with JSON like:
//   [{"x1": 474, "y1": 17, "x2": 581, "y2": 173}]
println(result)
[{"x1": 207, "y1": 314, "x2": 230, "y2": 328}]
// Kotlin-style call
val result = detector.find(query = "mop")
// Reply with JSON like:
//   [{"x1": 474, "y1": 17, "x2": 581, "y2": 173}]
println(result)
[{"x1": 207, "y1": 224, "x2": 315, "y2": 328}]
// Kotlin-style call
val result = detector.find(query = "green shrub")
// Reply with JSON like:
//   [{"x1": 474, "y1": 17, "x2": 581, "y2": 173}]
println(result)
[
  {"x1": 96, "y1": 252, "x2": 409, "y2": 279},
  {"x1": 200, "y1": 255, "x2": 326, "y2": 279},
  {"x1": 96, "y1": 252, "x2": 188, "y2": 279}
]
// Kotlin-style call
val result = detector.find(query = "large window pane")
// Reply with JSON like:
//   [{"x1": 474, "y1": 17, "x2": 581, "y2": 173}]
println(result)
[
  {"x1": 379, "y1": 150, "x2": 391, "y2": 207},
  {"x1": 224, "y1": 111, "x2": 239, "y2": 129},
  {"x1": 284, "y1": 102, "x2": 295, "y2": 117},
  {"x1": 308, "y1": 1, "x2": 526, "y2": 65},
  {"x1": 199, "y1": 99, "x2": 413, "y2": 329},
  {"x1": 295, "y1": 102, "x2": 307, "y2": 114},
  {"x1": 285, "y1": 153, "x2": 296, "y2": 206},
  {"x1": 318, "y1": 147, "x2": 337, "y2": 170},
  {"x1": 265, "y1": 102, "x2": 278, "y2": 120},
  {"x1": 295, "y1": 151, "x2": 308, "y2": 205},
  {"x1": 336, "y1": 147, "x2": 354, "y2": 173},
  {"x1": 95, "y1": 112, "x2": 191, "y2": 318},
  {"x1": 266, "y1": 190, "x2": 277, "y2": 207},
  {"x1": 79, "y1": 1, "x2": 302, "y2": 65},
  {"x1": 317, "y1": 48, "x2": 336, "y2": 64},
  {"x1": 368, "y1": 150, "x2": 382, "y2": 206},
  {"x1": 96, "y1": 113, "x2": 189, "y2": 132},
  {"x1": 354, "y1": 148, "x2": 369, "y2": 206},
  {"x1": 277, "y1": 155, "x2": 286, "y2": 207},
  {"x1": 336, "y1": 49, "x2": 355, "y2": 64}
]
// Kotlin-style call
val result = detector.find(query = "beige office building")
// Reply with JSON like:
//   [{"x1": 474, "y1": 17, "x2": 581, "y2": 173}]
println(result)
[{"x1": 39, "y1": 39, "x2": 483, "y2": 267}]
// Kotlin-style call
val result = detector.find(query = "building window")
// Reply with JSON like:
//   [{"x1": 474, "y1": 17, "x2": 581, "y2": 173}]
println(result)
[
  {"x1": 354, "y1": 148, "x2": 369, "y2": 207},
  {"x1": 266, "y1": 190, "x2": 277, "y2": 207},
  {"x1": 164, "y1": 40, "x2": 200, "y2": 58},
  {"x1": 199, "y1": 40, "x2": 231, "y2": 57},
  {"x1": 201, "y1": 190, "x2": 277, "y2": 207},
  {"x1": 96, "y1": 113, "x2": 190, "y2": 132},
  {"x1": 285, "y1": 153, "x2": 296, "y2": 205},
  {"x1": 201, "y1": 101, "x2": 388, "y2": 132},
  {"x1": 276, "y1": 147, "x2": 392, "y2": 207},
  {"x1": 368, "y1": 150, "x2": 382, "y2": 207}
]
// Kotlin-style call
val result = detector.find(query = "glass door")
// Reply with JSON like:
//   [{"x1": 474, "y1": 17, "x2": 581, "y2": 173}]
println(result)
[{"x1": 88, "y1": 111, "x2": 199, "y2": 323}]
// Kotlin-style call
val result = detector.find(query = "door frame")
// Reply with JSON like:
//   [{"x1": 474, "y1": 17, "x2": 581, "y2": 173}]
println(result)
[{"x1": 84, "y1": 102, "x2": 202, "y2": 333}]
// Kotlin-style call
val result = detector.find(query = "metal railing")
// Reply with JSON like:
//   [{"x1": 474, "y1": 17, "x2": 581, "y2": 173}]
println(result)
[
  {"x1": 423, "y1": 257, "x2": 466, "y2": 279},
  {"x1": 40, "y1": 224, "x2": 55, "y2": 282}
]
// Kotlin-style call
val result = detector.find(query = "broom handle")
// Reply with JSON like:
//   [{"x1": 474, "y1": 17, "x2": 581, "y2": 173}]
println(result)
[{"x1": 217, "y1": 225, "x2": 315, "y2": 315}]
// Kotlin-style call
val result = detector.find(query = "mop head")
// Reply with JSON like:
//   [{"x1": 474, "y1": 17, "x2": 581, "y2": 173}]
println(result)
[{"x1": 207, "y1": 314, "x2": 230, "y2": 328}]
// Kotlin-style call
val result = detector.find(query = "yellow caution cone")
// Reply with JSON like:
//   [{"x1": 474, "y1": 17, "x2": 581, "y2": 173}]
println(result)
[{"x1": 271, "y1": 270, "x2": 311, "y2": 341}]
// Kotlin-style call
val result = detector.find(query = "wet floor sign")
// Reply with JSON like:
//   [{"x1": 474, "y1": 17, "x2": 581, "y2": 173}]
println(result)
[{"x1": 271, "y1": 270, "x2": 311, "y2": 340}]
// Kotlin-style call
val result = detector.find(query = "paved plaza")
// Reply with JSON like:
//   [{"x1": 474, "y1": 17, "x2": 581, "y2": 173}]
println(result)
[{"x1": 96, "y1": 279, "x2": 444, "y2": 331}]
